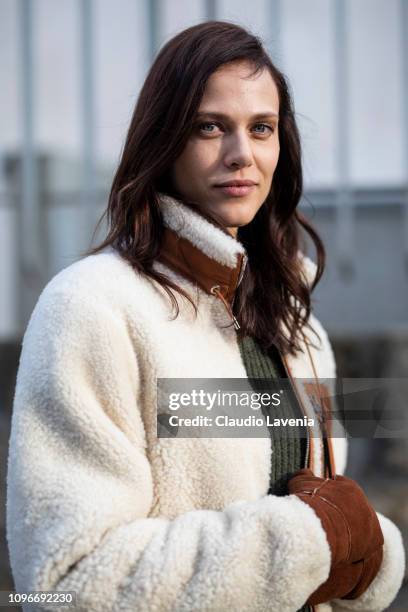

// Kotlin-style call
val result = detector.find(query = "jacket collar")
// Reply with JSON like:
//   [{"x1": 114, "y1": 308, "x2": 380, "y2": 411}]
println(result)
[
  {"x1": 156, "y1": 192, "x2": 319, "y2": 328},
  {"x1": 156, "y1": 193, "x2": 334, "y2": 476},
  {"x1": 157, "y1": 194, "x2": 248, "y2": 328}
]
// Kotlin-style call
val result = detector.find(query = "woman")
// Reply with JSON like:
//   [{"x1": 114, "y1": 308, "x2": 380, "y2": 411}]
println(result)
[{"x1": 6, "y1": 20, "x2": 404, "y2": 612}]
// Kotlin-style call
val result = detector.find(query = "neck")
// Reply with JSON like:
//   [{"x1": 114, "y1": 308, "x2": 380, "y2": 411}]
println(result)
[{"x1": 226, "y1": 226, "x2": 238, "y2": 238}]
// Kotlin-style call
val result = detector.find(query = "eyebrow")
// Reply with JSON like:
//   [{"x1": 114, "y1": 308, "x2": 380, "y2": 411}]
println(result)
[{"x1": 196, "y1": 111, "x2": 279, "y2": 120}]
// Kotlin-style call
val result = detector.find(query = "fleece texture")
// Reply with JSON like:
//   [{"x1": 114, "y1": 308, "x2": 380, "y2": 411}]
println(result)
[
  {"x1": 6, "y1": 195, "x2": 405, "y2": 611},
  {"x1": 160, "y1": 193, "x2": 246, "y2": 268}
]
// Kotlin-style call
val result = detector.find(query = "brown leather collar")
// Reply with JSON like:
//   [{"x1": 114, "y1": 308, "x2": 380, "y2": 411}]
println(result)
[
  {"x1": 158, "y1": 227, "x2": 246, "y2": 305},
  {"x1": 157, "y1": 227, "x2": 247, "y2": 329}
]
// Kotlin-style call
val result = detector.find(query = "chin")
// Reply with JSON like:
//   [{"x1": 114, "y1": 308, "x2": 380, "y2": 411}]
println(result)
[
  {"x1": 203, "y1": 196, "x2": 261, "y2": 230},
  {"x1": 221, "y1": 208, "x2": 259, "y2": 227}
]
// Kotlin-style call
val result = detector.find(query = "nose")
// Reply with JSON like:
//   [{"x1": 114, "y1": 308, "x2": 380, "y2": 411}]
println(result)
[{"x1": 223, "y1": 130, "x2": 254, "y2": 169}]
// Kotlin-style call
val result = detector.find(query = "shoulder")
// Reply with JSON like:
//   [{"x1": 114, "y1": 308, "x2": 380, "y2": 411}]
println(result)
[
  {"x1": 39, "y1": 248, "x2": 136, "y2": 302},
  {"x1": 33, "y1": 248, "x2": 157, "y2": 316},
  {"x1": 306, "y1": 312, "x2": 336, "y2": 378},
  {"x1": 23, "y1": 249, "x2": 160, "y2": 348},
  {"x1": 17, "y1": 250, "x2": 154, "y2": 390}
]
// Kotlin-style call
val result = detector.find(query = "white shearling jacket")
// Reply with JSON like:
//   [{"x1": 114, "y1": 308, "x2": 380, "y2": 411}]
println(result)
[{"x1": 6, "y1": 195, "x2": 405, "y2": 612}]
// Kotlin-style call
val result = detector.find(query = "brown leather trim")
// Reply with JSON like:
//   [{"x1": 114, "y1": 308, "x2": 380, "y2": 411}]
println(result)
[
  {"x1": 303, "y1": 335, "x2": 337, "y2": 478},
  {"x1": 157, "y1": 228, "x2": 244, "y2": 304}
]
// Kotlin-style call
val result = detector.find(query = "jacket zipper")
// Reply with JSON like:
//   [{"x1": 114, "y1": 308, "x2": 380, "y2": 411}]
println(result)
[
  {"x1": 210, "y1": 286, "x2": 241, "y2": 330},
  {"x1": 282, "y1": 350, "x2": 323, "y2": 612},
  {"x1": 250, "y1": 345, "x2": 316, "y2": 611},
  {"x1": 236, "y1": 253, "x2": 248, "y2": 287}
]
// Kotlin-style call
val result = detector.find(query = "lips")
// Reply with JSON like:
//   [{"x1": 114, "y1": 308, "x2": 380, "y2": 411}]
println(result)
[
  {"x1": 214, "y1": 180, "x2": 257, "y2": 187},
  {"x1": 214, "y1": 184, "x2": 256, "y2": 197}
]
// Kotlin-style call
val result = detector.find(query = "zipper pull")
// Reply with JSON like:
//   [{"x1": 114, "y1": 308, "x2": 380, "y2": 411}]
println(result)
[
  {"x1": 231, "y1": 315, "x2": 241, "y2": 331},
  {"x1": 210, "y1": 285, "x2": 241, "y2": 330}
]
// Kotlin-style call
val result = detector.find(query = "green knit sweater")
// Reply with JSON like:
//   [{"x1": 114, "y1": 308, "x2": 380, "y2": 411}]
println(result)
[
  {"x1": 238, "y1": 336, "x2": 308, "y2": 496},
  {"x1": 239, "y1": 336, "x2": 311, "y2": 612}
]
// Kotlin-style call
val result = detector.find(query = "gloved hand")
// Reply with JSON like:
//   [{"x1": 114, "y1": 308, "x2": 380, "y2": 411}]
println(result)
[
  {"x1": 306, "y1": 547, "x2": 384, "y2": 605},
  {"x1": 342, "y1": 547, "x2": 384, "y2": 600},
  {"x1": 289, "y1": 468, "x2": 384, "y2": 603},
  {"x1": 288, "y1": 468, "x2": 384, "y2": 566}
]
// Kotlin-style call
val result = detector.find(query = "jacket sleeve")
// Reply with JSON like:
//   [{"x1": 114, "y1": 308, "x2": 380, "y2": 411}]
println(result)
[
  {"x1": 6, "y1": 279, "x2": 334, "y2": 612},
  {"x1": 331, "y1": 511, "x2": 405, "y2": 612},
  {"x1": 308, "y1": 313, "x2": 406, "y2": 610},
  {"x1": 308, "y1": 321, "x2": 406, "y2": 611}
]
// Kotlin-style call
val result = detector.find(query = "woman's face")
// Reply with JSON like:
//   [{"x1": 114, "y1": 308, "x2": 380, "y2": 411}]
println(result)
[{"x1": 171, "y1": 60, "x2": 280, "y2": 237}]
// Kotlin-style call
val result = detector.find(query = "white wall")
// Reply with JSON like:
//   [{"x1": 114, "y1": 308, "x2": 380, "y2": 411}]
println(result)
[
  {"x1": 1, "y1": 0, "x2": 405, "y2": 183},
  {"x1": 0, "y1": 0, "x2": 406, "y2": 339}
]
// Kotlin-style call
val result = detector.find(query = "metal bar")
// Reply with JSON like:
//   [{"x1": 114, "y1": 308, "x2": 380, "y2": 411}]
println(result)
[
  {"x1": 205, "y1": 0, "x2": 217, "y2": 21},
  {"x1": 333, "y1": 0, "x2": 354, "y2": 281},
  {"x1": 269, "y1": 0, "x2": 282, "y2": 68},
  {"x1": 25, "y1": 185, "x2": 408, "y2": 210},
  {"x1": 147, "y1": 0, "x2": 160, "y2": 61},
  {"x1": 80, "y1": 0, "x2": 96, "y2": 247},
  {"x1": 300, "y1": 186, "x2": 408, "y2": 209},
  {"x1": 19, "y1": 0, "x2": 44, "y2": 327},
  {"x1": 400, "y1": 0, "x2": 408, "y2": 274}
]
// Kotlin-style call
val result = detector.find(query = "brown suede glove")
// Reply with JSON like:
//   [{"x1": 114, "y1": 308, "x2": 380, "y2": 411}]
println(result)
[
  {"x1": 288, "y1": 468, "x2": 384, "y2": 565},
  {"x1": 342, "y1": 547, "x2": 384, "y2": 600},
  {"x1": 307, "y1": 560, "x2": 364, "y2": 605},
  {"x1": 288, "y1": 469, "x2": 384, "y2": 604},
  {"x1": 306, "y1": 548, "x2": 384, "y2": 605}
]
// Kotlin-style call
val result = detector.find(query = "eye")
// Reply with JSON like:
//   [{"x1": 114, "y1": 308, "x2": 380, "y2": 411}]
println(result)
[
  {"x1": 195, "y1": 121, "x2": 276, "y2": 137},
  {"x1": 252, "y1": 123, "x2": 275, "y2": 135},
  {"x1": 197, "y1": 121, "x2": 221, "y2": 134}
]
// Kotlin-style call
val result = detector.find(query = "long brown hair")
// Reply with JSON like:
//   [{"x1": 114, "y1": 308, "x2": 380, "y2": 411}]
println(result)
[{"x1": 86, "y1": 20, "x2": 325, "y2": 355}]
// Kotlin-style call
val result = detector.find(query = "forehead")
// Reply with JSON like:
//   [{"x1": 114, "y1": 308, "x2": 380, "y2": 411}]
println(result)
[{"x1": 199, "y1": 60, "x2": 280, "y2": 113}]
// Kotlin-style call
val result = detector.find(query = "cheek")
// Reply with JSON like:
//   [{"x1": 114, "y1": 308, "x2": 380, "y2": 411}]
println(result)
[
  {"x1": 190, "y1": 137, "x2": 222, "y2": 167},
  {"x1": 172, "y1": 142, "x2": 216, "y2": 196},
  {"x1": 263, "y1": 144, "x2": 280, "y2": 176},
  {"x1": 190, "y1": 143, "x2": 217, "y2": 173}
]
